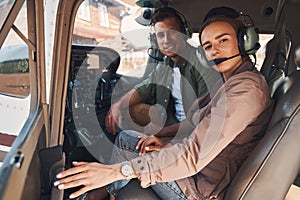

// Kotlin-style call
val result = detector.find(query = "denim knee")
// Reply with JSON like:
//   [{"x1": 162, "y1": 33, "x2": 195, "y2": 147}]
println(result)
[
  {"x1": 114, "y1": 130, "x2": 142, "y2": 152},
  {"x1": 106, "y1": 180, "x2": 130, "y2": 198},
  {"x1": 151, "y1": 181, "x2": 188, "y2": 200},
  {"x1": 107, "y1": 131, "x2": 143, "y2": 196}
]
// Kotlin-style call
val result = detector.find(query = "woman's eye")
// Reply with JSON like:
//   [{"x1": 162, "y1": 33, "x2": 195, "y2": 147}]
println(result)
[
  {"x1": 220, "y1": 38, "x2": 228, "y2": 43},
  {"x1": 204, "y1": 45, "x2": 211, "y2": 50}
]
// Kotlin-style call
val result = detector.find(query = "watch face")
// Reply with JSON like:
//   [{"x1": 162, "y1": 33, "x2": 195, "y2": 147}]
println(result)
[{"x1": 121, "y1": 162, "x2": 133, "y2": 177}]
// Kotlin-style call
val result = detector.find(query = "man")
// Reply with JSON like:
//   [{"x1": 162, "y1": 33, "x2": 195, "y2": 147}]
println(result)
[{"x1": 105, "y1": 7, "x2": 215, "y2": 141}]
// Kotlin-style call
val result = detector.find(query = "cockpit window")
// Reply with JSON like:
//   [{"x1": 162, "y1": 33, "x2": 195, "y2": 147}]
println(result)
[
  {"x1": 72, "y1": 0, "x2": 150, "y2": 78},
  {"x1": 0, "y1": 2, "x2": 29, "y2": 97},
  {"x1": 0, "y1": 0, "x2": 15, "y2": 30},
  {"x1": 0, "y1": 0, "x2": 32, "y2": 169}
]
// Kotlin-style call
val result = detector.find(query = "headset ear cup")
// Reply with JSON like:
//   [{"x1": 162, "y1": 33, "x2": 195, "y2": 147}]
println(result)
[
  {"x1": 180, "y1": 24, "x2": 187, "y2": 36},
  {"x1": 244, "y1": 26, "x2": 259, "y2": 54},
  {"x1": 238, "y1": 27, "x2": 260, "y2": 55},
  {"x1": 181, "y1": 24, "x2": 191, "y2": 37},
  {"x1": 184, "y1": 22, "x2": 192, "y2": 38},
  {"x1": 178, "y1": 14, "x2": 190, "y2": 37},
  {"x1": 238, "y1": 27, "x2": 246, "y2": 54}
]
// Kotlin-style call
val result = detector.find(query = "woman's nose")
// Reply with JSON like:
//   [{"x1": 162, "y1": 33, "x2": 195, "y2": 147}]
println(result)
[{"x1": 211, "y1": 45, "x2": 220, "y2": 57}]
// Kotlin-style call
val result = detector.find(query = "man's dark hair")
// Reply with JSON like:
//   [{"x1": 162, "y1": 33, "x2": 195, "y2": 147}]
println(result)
[{"x1": 151, "y1": 7, "x2": 186, "y2": 34}]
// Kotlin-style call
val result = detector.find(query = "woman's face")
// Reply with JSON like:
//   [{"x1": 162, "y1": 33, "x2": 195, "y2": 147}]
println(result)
[
  {"x1": 155, "y1": 17, "x2": 186, "y2": 63},
  {"x1": 201, "y1": 21, "x2": 243, "y2": 80}
]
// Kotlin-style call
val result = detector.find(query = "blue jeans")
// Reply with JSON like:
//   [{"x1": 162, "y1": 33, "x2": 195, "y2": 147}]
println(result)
[{"x1": 107, "y1": 130, "x2": 188, "y2": 200}]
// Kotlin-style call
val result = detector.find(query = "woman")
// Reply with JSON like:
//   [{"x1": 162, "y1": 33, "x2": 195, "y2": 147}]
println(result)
[{"x1": 54, "y1": 16, "x2": 273, "y2": 200}]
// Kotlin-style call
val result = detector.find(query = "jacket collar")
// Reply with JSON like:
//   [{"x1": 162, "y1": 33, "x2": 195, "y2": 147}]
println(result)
[{"x1": 228, "y1": 60, "x2": 255, "y2": 79}]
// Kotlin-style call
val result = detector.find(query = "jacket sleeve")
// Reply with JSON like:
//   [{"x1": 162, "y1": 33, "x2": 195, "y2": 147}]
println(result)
[{"x1": 130, "y1": 74, "x2": 272, "y2": 188}]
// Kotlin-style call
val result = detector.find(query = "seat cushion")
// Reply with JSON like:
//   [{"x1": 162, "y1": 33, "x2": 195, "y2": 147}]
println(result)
[{"x1": 116, "y1": 179, "x2": 160, "y2": 200}]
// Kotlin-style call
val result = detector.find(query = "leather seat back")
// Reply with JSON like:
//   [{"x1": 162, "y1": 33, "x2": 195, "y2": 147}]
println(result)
[
  {"x1": 224, "y1": 70, "x2": 300, "y2": 200},
  {"x1": 261, "y1": 30, "x2": 291, "y2": 97}
]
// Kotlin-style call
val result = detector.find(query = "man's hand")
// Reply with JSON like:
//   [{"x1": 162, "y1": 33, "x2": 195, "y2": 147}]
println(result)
[
  {"x1": 105, "y1": 102, "x2": 122, "y2": 135},
  {"x1": 136, "y1": 135, "x2": 168, "y2": 155},
  {"x1": 105, "y1": 89, "x2": 142, "y2": 135}
]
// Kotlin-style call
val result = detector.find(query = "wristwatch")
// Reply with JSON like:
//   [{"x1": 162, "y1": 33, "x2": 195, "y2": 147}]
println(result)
[{"x1": 121, "y1": 161, "x2": 133, "y2": 179}]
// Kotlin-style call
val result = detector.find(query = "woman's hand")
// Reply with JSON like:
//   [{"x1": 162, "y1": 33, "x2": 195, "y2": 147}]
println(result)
[
  {"x1": 54, "y1": 162, "x2": 121, "y2": 199},
  {"x1": 136, "y1": 135, "x2": 168, "y2": 155}
]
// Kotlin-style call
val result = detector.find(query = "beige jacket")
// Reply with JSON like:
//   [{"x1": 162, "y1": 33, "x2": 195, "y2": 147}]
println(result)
[{"x1": 130, "y1": 61, "x2": 273, "y2": 200}]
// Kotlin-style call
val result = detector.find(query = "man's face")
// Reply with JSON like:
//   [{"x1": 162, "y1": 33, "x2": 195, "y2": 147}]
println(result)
[{"x1": 154, "y1": 17, "x2": 186, "y2": 61}]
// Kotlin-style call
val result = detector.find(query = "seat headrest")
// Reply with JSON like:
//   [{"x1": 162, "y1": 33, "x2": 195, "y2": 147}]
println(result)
[{"x1": 268, "y1": 70, "x2": 300, "y2": 127}]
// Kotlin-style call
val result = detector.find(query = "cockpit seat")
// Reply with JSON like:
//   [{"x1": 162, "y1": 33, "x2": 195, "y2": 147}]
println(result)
[
  {"x1": 116, "y1": 178, "x2": 160, "y2": 200},
  {"x1": 261, "y1": 30, "x2": 291, "y2": 97},
  {"x1": 224, "y1": 70, "x2": 300, "y2": 199}
]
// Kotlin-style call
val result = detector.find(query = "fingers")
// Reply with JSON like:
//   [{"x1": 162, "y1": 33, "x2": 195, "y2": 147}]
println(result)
[
  {"x1": 55, "y1": 175, "x2": 86, "y2": 190},
  {"x1": 54, "y1": 162, "x2": 98, "y2": 198},
  {"x1": 118, "y1": 114, "x2": 122, "y2": 130},
  {"x1": 105, "y1": 110, "x2": 117, "y2": 135},
  {"x1": 139, "y1": 137, "x2": 149, "y2": 155},
  {"x1": 57, "y1": 179, "x2": 92, "y2": 199},
  {"x1": 72, "y1": 161, "x2": 88, "y2": 166},
  {"x1": 105, "y1": 112, "x2": 110, "y2": 132},
  {"x1": 140, "y1": 136, "x2": 167, "y2": 155},
  {"x1": 54, "y1": 162, "x2": 112, "y2": 199},
  {"x1": 110, "y1": 114, "x2": 116, "y2": 135},
  {"x1": 136, "y1": 136, "x2": 165, "y2": 155},
  {"x1": 54, "y1": 162, "x2": 88, "y2": 188},
  {"x1": 68, "y1": 187, "x2": 90, "y2": 199},
  {"x1": 140, "y1": 136, "x2": 156, "y2": 155},
  {"x1": 136, "y1": 135, "x2": 147, "y2": 150},
  {"x1": 105, "y1": 104, "x2": 124, "y2": 135},
  {"x1": 144, "y1": 145, "x2": 162, "y2": 152},
  {"x1": 105, "y1": 110, "x2": 112, "y2": 133},
  {"x1": 56, "y1": 162, "x2": 86, "y2": 179}
]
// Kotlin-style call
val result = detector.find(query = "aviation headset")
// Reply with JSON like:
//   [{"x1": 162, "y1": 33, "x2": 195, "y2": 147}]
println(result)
[
  {"x1": 237, "y1": 14, "x2": 260, "y2": 55},
  {"x1": 150, "y1": 7, "x2": 192, "y2": 38},
  {"x1": 203, "y1": 6, "x2": 260, "y2": 56}
]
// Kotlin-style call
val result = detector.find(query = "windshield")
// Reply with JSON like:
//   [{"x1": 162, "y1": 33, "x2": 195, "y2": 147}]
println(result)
[
  {"x1": 0, "y1": 0, "x2": 15, "y2": 30},
  {"x1": 73, "y1": 0, "x2": 151, "y2": 77}
]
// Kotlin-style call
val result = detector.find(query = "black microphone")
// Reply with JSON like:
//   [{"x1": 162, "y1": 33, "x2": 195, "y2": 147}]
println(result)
[
  {"x1": 208, "y1": 43, "x2": 261, "y2": 66},
  {"x1": 209, "y1": 53, "x2": 241, "y2": 65},
  {"x1": 147, "y1": 47, "x2": 164, "y2": 62}
]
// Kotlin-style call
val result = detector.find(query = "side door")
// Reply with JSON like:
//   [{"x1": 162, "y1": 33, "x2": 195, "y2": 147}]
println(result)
[{"x1": 0, "y1": 0, "x2": 51, "y2": 199}]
